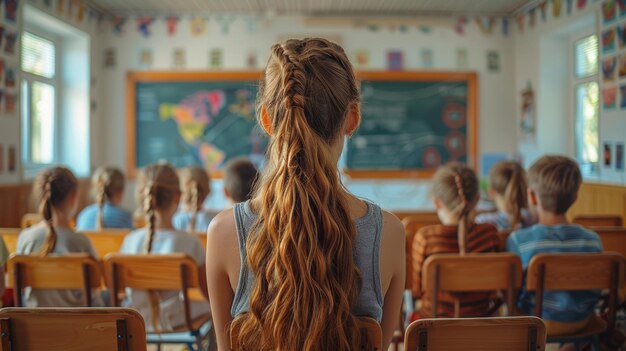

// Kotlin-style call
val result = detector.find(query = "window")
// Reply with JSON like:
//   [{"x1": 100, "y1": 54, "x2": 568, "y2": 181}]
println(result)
[
  {"x1": 573, "y1": 34, "x2": 599, "y2": 175},
  {"x1": 21, "y1": 31, "x2": 58, "y2": 166}
]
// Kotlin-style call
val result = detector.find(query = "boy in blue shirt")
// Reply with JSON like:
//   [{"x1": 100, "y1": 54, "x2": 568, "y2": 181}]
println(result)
[{"x1": 507, "y1": 155, "x2": 602, "y2": 335}]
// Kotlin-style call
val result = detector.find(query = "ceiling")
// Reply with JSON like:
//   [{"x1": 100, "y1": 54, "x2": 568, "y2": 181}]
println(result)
[{"x1": 86, "y1": 0, "x2": 532, "y2": 16}]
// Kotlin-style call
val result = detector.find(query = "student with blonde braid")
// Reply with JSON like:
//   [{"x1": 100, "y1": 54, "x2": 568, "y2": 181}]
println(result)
[
  {"x1": 412, "y1": 163, "x2": 499, "y2": 318},
  {"x1": 476, "y1": 161, "x2": 536, "y2": 230},
  {"x1": 206, "y1": 38, "x2": 405, "y2": 350},
  {"x1": 120, "y1": 163, "x2": 210, "y2": 332},
  {"x1": 172, "y1": 166, "x2": 218, "y2": 232},
  {"x1": 17, "y1": 167, "x2": 102, "y2": 307},
  {"x1": 76, "y1": 166, "x2": 133, "y2": 230}
]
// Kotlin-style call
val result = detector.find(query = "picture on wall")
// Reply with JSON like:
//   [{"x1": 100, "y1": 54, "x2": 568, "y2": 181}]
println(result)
[
  {"x1": 173, "y1": 48, "x2": 186, "y2": 69},
  {"x1": 487, "y1": 51, "x2": 500, "y2": 72},
  {"x1": 4, "y1": 0, "x2": 18, "y2": 23},
  {"x1": 616, "y1": 143, "x2": 624, "y2": 171},
  {"x1": 0, "y1": 144, "x2": 3, "y2": 173},
  {"x1": 456, "y1": 48, "x2": 468, "y2": 69},
  {"x1": 603, "y1": 28, "x2": 617, "y2": 54},
  {"x1": 5, "y1": 68, "x2": 15, "y2": 88},
  {"x1": 209, "y1": 48, "x2": 223, "y2": 69},
  {"x1": 4, "y1": 32, "x2": 17, "y2": 55},
  {"x1": 137, "y1": 48, "x2": 153, "y2": 70},
  {"x1": 0, "y1": 59, "x2": 4, "y2": 81},
  {"x1": 7, "y1": 146, "x2": 15, "y2": 173},
  {"x1": 520, "y1": 84, "x2": 536, "y2": 139},
  {"x1": 420, "y1": 48, "x2": 433, "y2": 68},
  {"x1": 604, "y1": 142, "x2": 613, "y2": 167},
  {"x1": 246, "y1": 50, "x2": 257, "y2": 69},
  {"x1": 618, "y1": 0, "x2": 626, "y2": 16},
  {"x1": 603, "y1": 56, "x2": 617, "y2": 82},
  {"x1": 620, "y1": 84, "x2": 626, "y2": 108},
  {"x1": 618, "y1": 22, "x2": 626, "y2": 48},
  {"x1": 604, "y1": 0, "x2": 617, "y2": 23},
  {"x1": 619, "y1": 52, "x2": 626, "y2": 77},
  {"x1": 355, "y1": 49, "x2": 369, "y2": 68},
  {"x1": 603, "y1": 86, "x2": 618, "y2": 109},
  {"x1": 104, "y1": 49, "x2": 116, "y2": 68},
  {"x1": 387, "y1": 50, "x2": 404, "y2": 71}
]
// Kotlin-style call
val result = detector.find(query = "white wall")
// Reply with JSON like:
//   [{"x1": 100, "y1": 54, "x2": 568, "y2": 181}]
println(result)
[{"x1": 101, "y1": 15, "x2": 517, "y2": 210}]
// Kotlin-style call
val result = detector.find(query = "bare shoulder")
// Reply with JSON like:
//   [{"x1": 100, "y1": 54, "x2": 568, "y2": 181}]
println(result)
[
  {"x1": 206, "y1": 208, "x2": 238, "y2": 249},
  {"x1": 380, "y1": 210, "x2": 405, "y2": 249}
]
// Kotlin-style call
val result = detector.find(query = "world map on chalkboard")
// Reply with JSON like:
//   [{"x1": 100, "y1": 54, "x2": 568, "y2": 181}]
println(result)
[
  {"x1": 135, "y1": 81, "x2": 267, "y2": 171},
  {"x1": 347, "y1": 80, "x2": 469, "y2": 170}
]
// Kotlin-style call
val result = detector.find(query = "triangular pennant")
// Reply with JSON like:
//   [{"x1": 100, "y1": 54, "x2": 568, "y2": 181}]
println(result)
[
  {"x1": 216, "y1": 15, "x2": 235, "y2": 35},
  {"x1": 454, "y1": 16, "x2": 468, "y2": 35},
  {"x1": 553, "y1": 0, "x2": 563, "y2": 17},
  {"x1": 77, "y1": 2, "x2": 86, "y2": 22},
  {"x1": 57, "y1": 0, "x2": 65, "y2": 14},
  {"x1": 166, "y1": 16, "x2": 179, "y2": 36},
  {"x1": 577, "y1": 0, "x2": 587, "y2": 9},
  {"x1": 190, "y1": 16, "x2": 208, "y2": 36},
  {"x1": 529, "y1": 8, "x2": 536, "y2": 27},
  {"x1": 112, "y1": 17, "x2": 126, "y2": 35},
  {"x1": 502, "y1": 18, "x2": 509, "y2": 36},
  {"x1": 539, "y1": 1, "x2": 548, "y2": 21},
  {"x1": 137, "y1": 17, "x2": 154, "y2": 37},
  {"x1": 516, "y1": 14, "x2": 525, "y2": 33},
  {"x1": 475, "y1": 17, "x2": 496, "y2": 35},
  {"x1": 566, "y1": 0, "x2": 574, "y2": 14}
]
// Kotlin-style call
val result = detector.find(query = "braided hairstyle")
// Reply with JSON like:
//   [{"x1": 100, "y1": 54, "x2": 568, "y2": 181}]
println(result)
[
  {"x1": 488, "y1": 161, "x2": 528, "y2": 229},
  {"x1": 232, "y1": 38, "x2": 362, "y2": 350},
  {"x1": 178, "y1": 166, "x2": 210, "y2": 232},
  {"x1": 432, "y1": 163, "x2": 479, "y2": 255},
  {"x1": 33, "y1": 167, "x2": 78, "y2": 256},
  {"x1": 135, "y1": 163, "x2": 180, "y2": 253},
  {"x1": 92, "y1": 166, "x2": 125, "y2": 230}
]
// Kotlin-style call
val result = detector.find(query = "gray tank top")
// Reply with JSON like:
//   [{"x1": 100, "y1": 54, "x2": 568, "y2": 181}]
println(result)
[{"x1": 230, "y1": 200, "x2": 384, "y2": 322}]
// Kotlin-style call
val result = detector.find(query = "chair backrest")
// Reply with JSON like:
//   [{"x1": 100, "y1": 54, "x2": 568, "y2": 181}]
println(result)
[
  {"x1": 80, "y1": 230, "x2": 131, "y2": 259},
  {"x1": 0, "y1": 228, "x2": 20, "y2": 255},
  {"x1": 103, "y1": 254, "x2": 201, "y2": 330},
  {"x1": 526, "y1": 253, "x2": 625, "y2": 330},
  {"x1": 8, "y1": 254, "x2": 101, "y2": 307},
  {"x1": 497, "y1": 229, "x2": 513, "y2": 251},
  {"x1": 404, "y1": 316, "x2": 546, "y2": 351},
  {"x1": 20, "y1": 214, "x2": 41, "y2": 229},
  {"x1": 402, "y1": 213, "x2": 440, "y2": 293},
  {"x1": 0, "y1": 307, "x2": 146, "y2": 351},
  {"x1": 573, "y1": 214, "x2": 623, "y2": 227},
  {"x1": 422, "y1": 253, "x2": 523, "y2": 318},
  {"x1": 194, "y1": 232, "x2": 207, "y2": 250},
  {"x1": 591, "y1": 226, "x2": 626, "y2": 257},
  {"x1": 229, "y1": 316, "x2": 382, "y2": 351}
]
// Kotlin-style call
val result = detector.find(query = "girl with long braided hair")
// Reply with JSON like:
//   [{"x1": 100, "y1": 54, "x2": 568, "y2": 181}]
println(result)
[
  {"x1": 172, "y1": 166, "x2": 217, "y2": 233},
  {"x1": 76, "y1": 166, "x2": 133, "y2": 230},
  {"x1": 17, "y1": 166, "x2": 102, "y2": 306},
  {"x1": 206, "y1": 38, "x2": 405, "y2": 350},
  {"x1": 411, "y1": 163, "x2": 500, "y2": 318},
  {"x1": 119, "y1": 163, "x2": 210, "y2": 332}
]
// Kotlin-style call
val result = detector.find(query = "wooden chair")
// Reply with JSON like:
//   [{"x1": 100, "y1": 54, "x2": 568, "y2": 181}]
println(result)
[
  {"x1": 103, "y1": 254, "x2": 212, "y2": 351},
  {"x1": 497, "y1": 229, "x2": 513, "y2": 251},
  {"x1": 404, "y1": 316, "x2": 547, "y2": 351},
  {"x1": 194, "y1": 232, "x2": 207, "y2": 250},
  {"x1": 573, "y1": 215, "x2": 623, "y2": 227},
  {"x1": 8, "y1": 254, "x2": 102, "y2": 307},
  {"x1": 526, "y1": 253, "x2": 625, "y2": 349},
  {"x1": 80, "y1": 230, "x2": 131, "y2": 259},
  {"x1": 229, "y1": 316, "x2": 382, "y2": 351},
  {"x1": 0, "y1": 307, "x2": 146, "y2": 350},
  {"x1": 591, "y1": 226, "x2": 626, "y2": 257},
  {"x1": 19, "y1": 214, "x2": 41, "y2": 229},
  {"x1": 422, "y1": 253, "x2": 523, "y2": 318},
  {"x1": 402, "y1": 213, "x2": 440, "y2": 296},
  {"x1": 0, "y1": 229, "x2": 20, "y2": 254}
]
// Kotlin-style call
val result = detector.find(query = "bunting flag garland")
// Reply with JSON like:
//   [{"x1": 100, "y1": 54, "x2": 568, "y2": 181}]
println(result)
[
  {"x1": 137, "y1": 17, "x2": 154, "y2": 37},
  {"x1": 529, "y1": 7, "x2": 536, "y2": 27},
  {"x1": 43, "y1": 0, "x2": 51, "y2": 7},
  {"x1": 516, "y1": 14, "x2": 525, "y2": 33},
  {"x1": 77, "y1": 2, "x2": 85, "y2": 22},
  {"x1": 475, "y1": 17, "x2": 496, "y2": 34},
  {"x1": 57, "y1": 0, "x2": 64, "y2": 14},
  {"x1": 502, "y1": 18, "x2": 509, "y2": 36},
  {"x1": 166, "y1": 16, "x2": 179, "y2": 36},
  {"x1": 553, "y1": 0, "x2": 563, "y2": 17},
  {"x1": 566, "y1": 0, "x2": 574, "y2": 14},
  {"x1": 418, "y1": 25, "x2": 432, "y2": 33},
  {"x1": 112, "y1": 17, "x2": 126, "y2": 35},
  {"x1": 539, "y1": 1, "x2": 548, "y2": 21},
  {"x1": 577, "y1": 0, "x2": 587, "y2": 9}
]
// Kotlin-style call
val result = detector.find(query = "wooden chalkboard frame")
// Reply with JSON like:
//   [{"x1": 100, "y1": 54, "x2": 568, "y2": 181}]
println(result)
[
  {"x1": 344, "y1": 71, "x2": 478, "y2": 179},
  {"x1": 126, "y1": 71, "x2": 264, "y2": 178}
]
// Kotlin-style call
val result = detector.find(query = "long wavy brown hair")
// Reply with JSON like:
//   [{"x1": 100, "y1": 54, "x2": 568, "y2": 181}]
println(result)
[
  {"x1": 488, "y1": 161, "x2": 527, "y2": 228},
  {"x1": 231, "y1": 38, "x2": 362, "y2": 350},
  {"x1": 92, "y1": 166, "x2": 125, "y2": 230}
]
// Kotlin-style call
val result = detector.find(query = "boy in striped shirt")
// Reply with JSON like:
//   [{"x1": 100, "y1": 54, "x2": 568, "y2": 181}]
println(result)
[{"x1": 507, "y1": 155, "x2": 602, "y2": 335}]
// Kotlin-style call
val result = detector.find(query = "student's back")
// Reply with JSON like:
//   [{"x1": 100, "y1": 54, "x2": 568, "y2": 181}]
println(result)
[
  {"x1": 76, "y1": 203, "x2": 133, "y2": 230},
  {"x1": 172, "y1": 209, "x2": 217, "y2": 233},
  {"x1": 76, "y1": 167, "x2": 132, "y2": 230},
  {"x1": 172, "y1": 166, "x2": 214, "y2": 233}
]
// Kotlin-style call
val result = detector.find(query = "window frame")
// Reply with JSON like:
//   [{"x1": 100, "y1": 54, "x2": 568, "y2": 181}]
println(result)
[
  {"x1": 571, "y1": 33, "x2": 600, "y2": 177},
  {"x1": 20, "y1": 26, "x2": 62, "y2": 172}
]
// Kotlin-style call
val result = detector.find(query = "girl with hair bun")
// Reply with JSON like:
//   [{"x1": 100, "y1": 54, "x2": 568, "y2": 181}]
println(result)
[
  {"x1": 206, "y1": 38, "x2": 405, "y2": 350},
  {"x1": 17, "y1": 166, "x2": 102, "y2": 307},
  {"x1": 76, "y1": 166, "x2": 133, "y2": 230},
  {"x1": 120, "y1": 163, "x2": 210, "y2": 332}
]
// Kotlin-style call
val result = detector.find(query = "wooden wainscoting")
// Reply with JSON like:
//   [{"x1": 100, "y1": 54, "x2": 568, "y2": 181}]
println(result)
[{"x1": 568, "y1": 182, "x2": 626, "y2": 223}]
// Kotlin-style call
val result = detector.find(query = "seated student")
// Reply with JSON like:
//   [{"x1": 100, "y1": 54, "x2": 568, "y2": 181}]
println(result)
[
  {"x1": 413, "y1": 163, "x2": 500, "y2": 318},
  {"x1": 205, "y1": 38, "x2": 405, "y2": 350},
  {"x1": 120, "y1": 163, "x2": 210, "y2": 332},
  {"x1": 222, "y1": 157, "x2": 259, "y2": 205},
  {"x1": 476, "y1": 161, "x2": 536, "y2": 230},
  {"x1": 16, "y1": 167, "x2": 103, "y2": 307},
  {"x1": 76, "y1": 166, "x2": 133, "y2": 230},
  {"x1": 172, "y1": 166, "x2": 217, "y2": 232},
  {"x1": 507, "y1": 155, "x2": 602, "y2": 335}
]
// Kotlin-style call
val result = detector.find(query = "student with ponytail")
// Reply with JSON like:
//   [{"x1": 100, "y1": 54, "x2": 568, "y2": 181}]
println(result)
[
  {"x1": 412, "y1": 163, "x2": 499, "y2": 318},
  {"x1": 206, "y1": 38, "x2": 405, "y2": 350},
  {"x1": 17, "y1": 166, "x2": 102, "y2": 306},
  {"x1": 120, "y1": 163, "x2": 209, "y2": 332},
  {"x1": 476, "y1": 161, "x2": 536, "y2": 230},
  {"x1": 172, "y1": 166, "x2": 217, "y2": 232},
  {"x1": 76, "y1": 166, "x2": 133, "y2": 230}
]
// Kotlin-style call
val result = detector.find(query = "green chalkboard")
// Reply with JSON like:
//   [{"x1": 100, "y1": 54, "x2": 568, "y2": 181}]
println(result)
[
  {"x1": 127, "y1": 72, "x2": 267, "y2": 175},
  {"x1": 346, "y1": 72, "x2": 477, "y2": 177}
]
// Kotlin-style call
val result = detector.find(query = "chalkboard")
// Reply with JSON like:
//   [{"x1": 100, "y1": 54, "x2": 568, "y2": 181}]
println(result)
[
  {"x1": 127, "y1": 72, "x2": 266, "y2": 176},
  {"x1": 346, "y1": 72, "x2": 477, "y2": 178}
]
